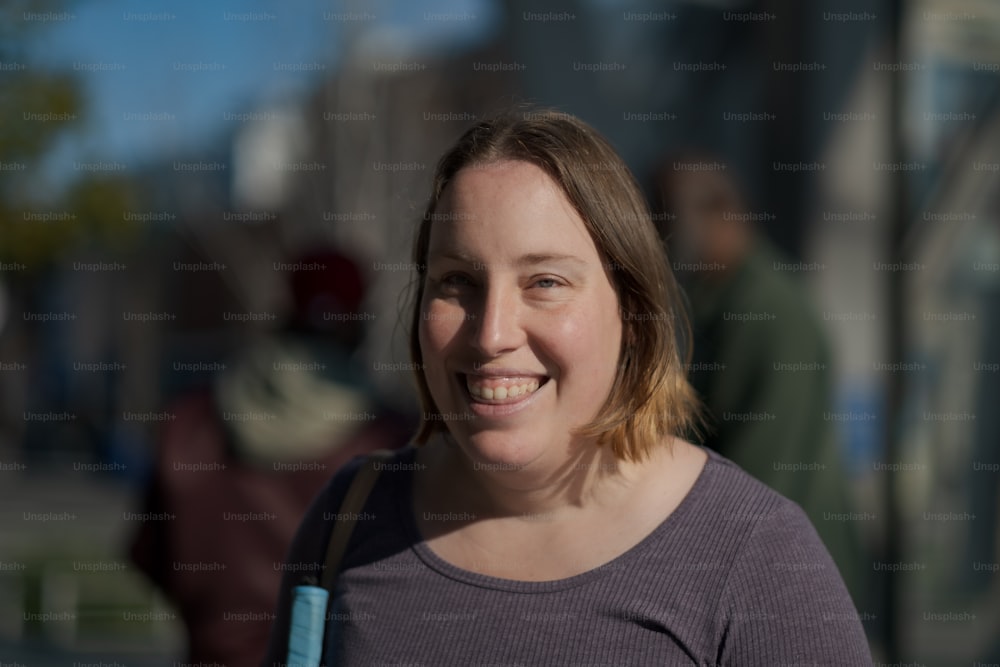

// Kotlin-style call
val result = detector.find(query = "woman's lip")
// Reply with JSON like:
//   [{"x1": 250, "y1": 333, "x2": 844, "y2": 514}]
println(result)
[{"x1": 464, "y1": 366, "x2": 548, "y2": 378}]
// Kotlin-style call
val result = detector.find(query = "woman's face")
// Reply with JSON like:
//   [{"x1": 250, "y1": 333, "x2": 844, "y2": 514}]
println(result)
[{"x1": 418, "y1": 160, "x2": 623, "y2": 470}]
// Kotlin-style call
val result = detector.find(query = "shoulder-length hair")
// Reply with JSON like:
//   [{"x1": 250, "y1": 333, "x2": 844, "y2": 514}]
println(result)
[{"x1": 408, "y1": 108, "x2": 700, "y2": 461}]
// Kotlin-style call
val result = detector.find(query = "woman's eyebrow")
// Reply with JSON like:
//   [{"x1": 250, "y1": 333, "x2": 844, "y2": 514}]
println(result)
[
  {"x1": 428, "y1": 250, "x2": 587, "y2": 267},
  {"x1": 514, "y1": 253, "x2": 587, "y2": 268},
  {"x1": 427, "y1": 250, "x2": 478, "y2": 264}
]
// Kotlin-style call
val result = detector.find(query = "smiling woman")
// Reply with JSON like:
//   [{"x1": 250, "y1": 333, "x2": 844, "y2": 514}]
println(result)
[
  {"x1": 411, "y1": 112, "x2": 698, "y2": 464},
  {"x1": 263, "y1": 110, "x2": 873, "y2": 666}
]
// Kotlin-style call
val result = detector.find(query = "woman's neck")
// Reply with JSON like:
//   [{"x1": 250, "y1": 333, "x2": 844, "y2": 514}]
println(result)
[{"x1": 415, "y1": 432, "x2": 674, "y2": 520}]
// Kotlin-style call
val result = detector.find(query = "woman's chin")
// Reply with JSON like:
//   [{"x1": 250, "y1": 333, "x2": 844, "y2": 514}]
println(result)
[{"x1": 453, "y1": 429, "x2": 548, "y2": 472}]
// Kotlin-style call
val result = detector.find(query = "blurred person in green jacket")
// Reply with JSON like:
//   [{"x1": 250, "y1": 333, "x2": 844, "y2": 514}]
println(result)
[{"x1": 654, "y1": 154, "x2": 867, "y2": 610}]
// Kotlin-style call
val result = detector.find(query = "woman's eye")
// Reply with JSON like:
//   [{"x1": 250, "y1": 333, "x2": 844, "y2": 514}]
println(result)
[
  {"x1": 532, "y1": 277, "x2": 560, "y2": 289},
  {"x1": 439, "y1": 273, "x2": 474, "y2": 288}
]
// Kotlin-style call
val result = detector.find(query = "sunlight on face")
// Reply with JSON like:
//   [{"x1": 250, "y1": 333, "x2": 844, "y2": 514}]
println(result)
[{"x1": 418, "y1": 160, "x2": 623, "y2": 470}]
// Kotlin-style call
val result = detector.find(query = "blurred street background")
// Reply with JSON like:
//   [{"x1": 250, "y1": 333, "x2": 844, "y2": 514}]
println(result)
[{"x1": 1, "y1": 0, "x2": 999, "y2": 664}]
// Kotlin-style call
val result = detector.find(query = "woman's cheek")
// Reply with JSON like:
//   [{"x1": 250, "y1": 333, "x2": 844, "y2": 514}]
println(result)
[
  {"x1": 539, "y1": 305, "x2": 594, "y2": 352},
  {"x1": 550, "y1": 301, "x2": 622, "y2": 378},
  {"x1": 420, "y1": 299, "x2": 463, "y2": 355}
]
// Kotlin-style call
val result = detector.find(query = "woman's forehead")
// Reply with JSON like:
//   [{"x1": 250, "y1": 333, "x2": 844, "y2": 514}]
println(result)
[{"x1": 429, "y1": 165, "x2": 600, "y2": 265}]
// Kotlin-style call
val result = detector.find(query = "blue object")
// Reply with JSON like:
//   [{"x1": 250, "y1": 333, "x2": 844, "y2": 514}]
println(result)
[{"x1": 287, "y1": 585, "x2": 329, "y2": 667}]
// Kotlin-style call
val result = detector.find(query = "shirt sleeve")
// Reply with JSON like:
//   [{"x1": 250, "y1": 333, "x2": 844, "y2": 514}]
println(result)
[
  {"x1": 260, "y1": 456, "x2": 364, "y2": 667},
  {"x1": 715, "y1": 498, "x2": 873, "y2": 666}
]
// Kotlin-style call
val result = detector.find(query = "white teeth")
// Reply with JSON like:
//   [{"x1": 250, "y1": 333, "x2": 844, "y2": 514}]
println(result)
[{"x1": 466, "y1": 377, "x2": 543, "y2": 401}]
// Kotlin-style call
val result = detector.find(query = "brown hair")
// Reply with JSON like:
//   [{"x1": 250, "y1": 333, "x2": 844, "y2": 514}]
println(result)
[{"x1": 409, "y1": 108, "x2": 700, "y2": 461}]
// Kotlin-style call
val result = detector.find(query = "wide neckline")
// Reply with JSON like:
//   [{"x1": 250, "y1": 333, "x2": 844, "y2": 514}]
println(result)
[{"x1": 391, "y1": 444, "x2": 719, "y2": 593}]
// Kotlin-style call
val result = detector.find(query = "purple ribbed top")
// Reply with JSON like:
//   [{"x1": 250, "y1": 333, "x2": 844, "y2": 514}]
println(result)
[{"x1": 264, "y1": 446, "x2": 872, "y2": 666}]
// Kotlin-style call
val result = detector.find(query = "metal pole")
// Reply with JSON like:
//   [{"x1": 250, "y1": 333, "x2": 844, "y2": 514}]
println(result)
[{"x1": 884, "y1": 0, "x2": 906, "y2": 661}]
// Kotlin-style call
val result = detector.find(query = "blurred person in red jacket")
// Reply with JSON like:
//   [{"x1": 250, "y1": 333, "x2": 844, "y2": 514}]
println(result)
[{"x1": 130, "y1": 246, "x2": 410, "y2": 665}]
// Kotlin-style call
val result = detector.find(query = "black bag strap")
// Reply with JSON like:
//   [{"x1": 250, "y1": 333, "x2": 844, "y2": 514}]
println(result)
[{"x1": 320, "y1": 449, "x2": 394, "y2": 590}]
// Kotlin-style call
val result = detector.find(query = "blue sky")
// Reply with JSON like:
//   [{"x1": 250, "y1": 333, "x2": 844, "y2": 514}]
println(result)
[{"x1": 31, "y1": 0, "x2": 498, "y2": 180}]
